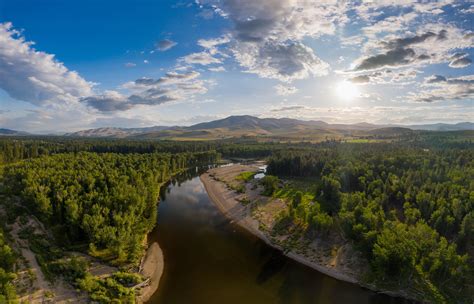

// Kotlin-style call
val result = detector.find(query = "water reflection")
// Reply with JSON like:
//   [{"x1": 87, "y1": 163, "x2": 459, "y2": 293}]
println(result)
[{"x1": 148, "y1": 170, "x2": 411, "y2": 304}]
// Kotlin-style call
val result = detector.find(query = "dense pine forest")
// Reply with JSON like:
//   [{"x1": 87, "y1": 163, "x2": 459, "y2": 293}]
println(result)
[
  {"x1": 2, "y1": 151, "x2": 219, "y2": 263},
  {"x1": 0, "y1": 133, "x2": 472, "y2": 302},
  {"x1": 265, "y1": 143, "x2": 473, "y2": 302},
  {"x1": 0, "y1": 138, "x2": 220, "y2": 302}
]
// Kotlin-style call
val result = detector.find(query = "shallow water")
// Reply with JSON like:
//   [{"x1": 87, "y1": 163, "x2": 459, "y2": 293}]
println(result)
[{"x1": 147, "y1": 173, "x2": 410, "y2": 304}]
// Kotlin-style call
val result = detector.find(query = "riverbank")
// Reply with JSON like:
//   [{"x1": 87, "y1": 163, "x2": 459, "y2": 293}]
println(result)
[
  {"x1": 200, "y1": 166, "x2": 358, "y2": 284},
  {"x1": 138, "y1": 242, "x2": 164, "y2": 303},
  {"x1": 200, "y1": 164, "x2": 415, "y2": 301}
]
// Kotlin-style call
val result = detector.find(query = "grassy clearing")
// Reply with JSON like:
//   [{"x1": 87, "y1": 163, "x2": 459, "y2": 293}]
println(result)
[{"x1": 236, "y1": 171, "x2": 256, "y2": 182}]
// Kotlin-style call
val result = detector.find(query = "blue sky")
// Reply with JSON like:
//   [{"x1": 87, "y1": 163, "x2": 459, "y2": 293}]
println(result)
[{"x1": 0, "y1": 0, "x2": 473, "y2": 133}]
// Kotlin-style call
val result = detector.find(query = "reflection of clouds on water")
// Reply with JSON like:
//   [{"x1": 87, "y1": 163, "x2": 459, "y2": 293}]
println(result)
[
  {"x1": 163, "y1": 177, "x2": 220, "y2": 222},
  {"x1": 191, "y1": 184, "x2": 204, "y2": 194},
  {"x1": 173, "y1": 192, "x2": 199, "y2": 205}
]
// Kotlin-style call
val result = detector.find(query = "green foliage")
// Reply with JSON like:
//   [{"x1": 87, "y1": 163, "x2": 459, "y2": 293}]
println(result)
[
  {"x1": 372, "y1": 221, "x2": 468, "y2": 302},
  {"x1": 2, "y1": 151, "x2": 219, "y2": 264},
  {"x1": 260, "y1": 175, "x2": 279, "y2": 196},
  {"x1": 0, "y1": 229, "x2": 17, "y2": 302},
  {"x1": 49, "y1": 256, "x2": 89, "y2": 283},
  {"x1": 236, "y1": 171, "x2": 256, "y2": 182},
  {"x1": 316, "y1": 176, "x2": 342, "y2": 215},
  {"x1": 111, "y1": 272, "x2": 143, "y2": 287},
  {"x1": 77, "y1": 273, "x2": 136, "y2": 304},
  {"x1": 267, "y1": 143, "x2": 474, "y2": 302}
]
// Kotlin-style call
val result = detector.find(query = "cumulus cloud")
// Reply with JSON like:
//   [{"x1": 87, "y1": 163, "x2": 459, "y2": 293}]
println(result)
[
  {"x1": 362, "y1": 12, "x2": 418, "y2": 37},
  {"x1": 208, "y1": 66, "x2": 226, "y2": 72},
  {"x1": 274, "y1": 84, "x2": 298, "y2": 96},
  {"x1": 198, "y1": 36, "x2": 231, "y2": 49},
  {"x1": 155, "y1": 39, "x2": 177, "y2": 51},
  {"x1": 85, "y1": 71, "x2": 209, "y2": 112},
  {"x1": 352, "y1": 24, "x2": 473, "y2": 72},
  {"x1": 349, "y1": 75, "x2": 371, "y2": 84},
  {"x1": 354, "y1": 1, "x2": 451, "y2": 21},
  {"x1": 233, "y1": 41, "x2": 328, "y2": 82},
  {"x1": 197, "y1": 0, "x2": 340, "y2": 82},
  {"x1": 180, "y1": 51, "x2": 222, "y2": 65},
  {"x1": 409, "y1": 75, "x2": 474, "y2": 102},
  {"x1": 353, "y1": 30, "x2": 441, "y2": 71},
  {"x1": 0, "y1": 22, "x2": 92, "y2": 107},
  {"x1": 348, "y1": 69, "x2": 420, "y2": 85},
  {"x1": 82, "y1": 91, "x2": 134, "y2": 112},
  {"x1": 448, "y1": 52, "x2": 472, "y2": 68}
]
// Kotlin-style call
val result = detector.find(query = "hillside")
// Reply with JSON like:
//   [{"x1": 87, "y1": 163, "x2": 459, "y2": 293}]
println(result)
[
  {"x1": 0, "y1": 128, "x2": 29, "y2": 136},
  {"x1": 60, "y1": 116, "x2": 474, "y2": 141}
]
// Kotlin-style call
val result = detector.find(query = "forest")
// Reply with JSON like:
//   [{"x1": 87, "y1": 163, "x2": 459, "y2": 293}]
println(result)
[
  {"x1": 0, "y1": 135, "x2": 472, "y2": 302},
  {"x1": 0, "y1": 228, "x2": 17, "y2": 302},
  {"x1": 2, "y1": 151, "x2": 219, "y2": 263},
  {"x1": 0, "y1": 139, "x2": 220, "y2": 302},
  {"x1": 265, "y1": 143, "x2": 473, "y2": 302}
]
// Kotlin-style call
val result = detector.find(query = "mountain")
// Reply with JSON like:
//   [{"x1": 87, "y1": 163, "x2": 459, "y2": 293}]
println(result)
[
  {"x1": 65, "y1": 116, "x2": 474, "y2": 140},
  {"x1": 188, "y1": 115, "x2": 328, "y2": 131},
  {"x1": 407, "y1": 122, "x2": 474, "y2": 131},
  {"x1": 0, "y1": 128, "x2": 29, "y2": 136},
  {"x1": 66, "y1": 126, "x2": 172, "y2": 138}
]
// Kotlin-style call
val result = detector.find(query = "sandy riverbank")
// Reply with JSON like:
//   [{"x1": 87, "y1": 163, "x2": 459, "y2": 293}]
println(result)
[
  {"x1": 200, "y1": 165, "x2": 417, "y2": 301},
  {"x1": 138, "y1": 242, "x2": 164, "y2": 303},
  {"x1": 200, "y1": 167, "x2": 358, "y2": 284}
]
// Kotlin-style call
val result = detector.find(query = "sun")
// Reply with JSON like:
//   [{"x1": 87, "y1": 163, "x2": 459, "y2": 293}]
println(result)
[{"x1": 335, "y1": 81, "x2": 361, "y2": 101}]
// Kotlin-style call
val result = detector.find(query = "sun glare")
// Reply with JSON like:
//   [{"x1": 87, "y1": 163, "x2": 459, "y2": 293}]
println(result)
[{"x1": 335, "y1": 81, "x2": 361, "y2": 101}]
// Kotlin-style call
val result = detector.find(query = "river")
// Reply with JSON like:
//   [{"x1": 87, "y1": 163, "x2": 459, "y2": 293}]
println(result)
[{"x1": 147, "y1": 170, "x2": 410, "y2": 304}]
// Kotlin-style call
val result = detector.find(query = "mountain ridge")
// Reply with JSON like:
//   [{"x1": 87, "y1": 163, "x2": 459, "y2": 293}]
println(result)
[
  {"x1": 0, "y1": 128, "x2": 29, "y2": 136},
  {"x1": 65, "y1": 115, "x2": 473, "y2": 139},
  {"x1": 3, "y1": 116, "x2": 472, "y2": 139}
]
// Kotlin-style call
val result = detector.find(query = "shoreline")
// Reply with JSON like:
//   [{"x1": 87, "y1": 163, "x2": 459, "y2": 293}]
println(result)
[
  {"x1": 200, "y1": 172, "x2": 358, "y2": 284},
  {"x1": 137, "y1": 242, "x2": 164, "y2": 303},
  {"x1": 200, "y1": 169, "x2": 414, "y2": 301}
]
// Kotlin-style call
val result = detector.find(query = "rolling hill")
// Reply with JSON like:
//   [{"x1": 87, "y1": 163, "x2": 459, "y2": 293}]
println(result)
[
  {"x1": 63, "y1": 116, "x2": 473, "y2": 141},
  {"x1": 0, "y1": 128, "x2": 29, "y2": 136}
]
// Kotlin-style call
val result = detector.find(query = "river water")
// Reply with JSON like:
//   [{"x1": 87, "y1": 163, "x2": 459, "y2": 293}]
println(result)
[{"x1": 147, "y1": 170, "x2": 409, "y2": 304}]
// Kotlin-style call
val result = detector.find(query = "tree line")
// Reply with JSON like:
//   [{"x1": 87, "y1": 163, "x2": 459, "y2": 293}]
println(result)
[
  {"x1": 2, "y1": 151, "x2": 219, "y2": 264},
  {"x1": 265, "y1": 142, "x2": 473, "y2": 303}
]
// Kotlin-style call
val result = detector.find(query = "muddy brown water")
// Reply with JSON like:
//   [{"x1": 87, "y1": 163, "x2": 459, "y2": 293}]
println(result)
[{"x1": 147, "y1": 171, "x2": 411, "y2": 304}]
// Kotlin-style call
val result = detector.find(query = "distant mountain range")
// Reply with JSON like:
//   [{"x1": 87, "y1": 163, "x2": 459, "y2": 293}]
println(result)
[
  {"x1": 65, "y1": 126, "x2": 172, "y2": 138},
  {"x1": 2, "y1": 116, "x2": 472, "y2": 139},
  {"x1": 0, "y1": 128, "x2": 29, "y2": 136},
  {"x1": 63, "y1": 116, "x2": 473, "y2": 140}
]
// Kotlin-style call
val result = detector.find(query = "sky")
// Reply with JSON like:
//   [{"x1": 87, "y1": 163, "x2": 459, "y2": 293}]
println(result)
[{"x1": 0, "y1": 0, "x2": 473, "y2": 133}]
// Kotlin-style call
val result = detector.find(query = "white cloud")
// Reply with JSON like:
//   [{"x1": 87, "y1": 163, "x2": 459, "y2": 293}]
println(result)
[
  {"x1": 408, "y1": 75, "x2": 474, "y2": 102},
  {"x1": 180, "y1": 51, "x2": 222, "y2": 65},
  {"x1": 233, "y1": 41, "x2": 328, "y2": 82},
  {"x1": 197, "y1": 0, "x2": 341, "y2": 82},
  {"x1": 348, "y1": 68, "x2": 420, "y2": 85},
  {"x1": 362, "y1": 12, "x2": 418, "y2": 37},
  {"x1": 448, "y1": 52, "x2": 472, "y2": 68},
  {"x1": 274, "y1": 84, "x2": 298, "y2": 96},
  {"x1": 84, "y1": 71, "x2": 210, "y2": 112},
  {"x1": 198, "y1": 35, "x2": 231, "y2": 49},
  {"x1": 208, "y1": 66, "x2": 226, "y2": 72},
  {"x1": 0, "y1": 22, "x2": 92, "y2": 107},
  {"x1": 351, "y1": 24, "x2": 474, "y2": 72}
]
